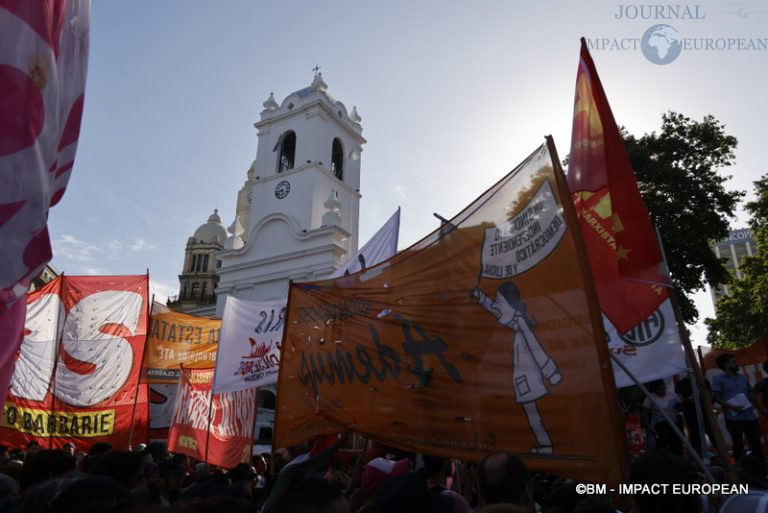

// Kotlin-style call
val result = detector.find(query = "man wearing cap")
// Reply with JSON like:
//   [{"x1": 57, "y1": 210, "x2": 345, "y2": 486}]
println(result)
[{"x1": 352, "y1": 457, "x2": 410, "y2": 513}]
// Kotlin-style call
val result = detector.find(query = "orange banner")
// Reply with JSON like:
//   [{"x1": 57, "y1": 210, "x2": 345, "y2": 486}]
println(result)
[
  {"x1": 143, "y1": 309, "x2": 220, "y2": 383},
  {"x1": 274, "y1": 142, "x2": 628, "y2": 485}
]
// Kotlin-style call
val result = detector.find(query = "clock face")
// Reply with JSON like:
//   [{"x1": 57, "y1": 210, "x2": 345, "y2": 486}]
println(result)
[{"x1": 275, "y1": 180, "x2": 291, "y2": 199}]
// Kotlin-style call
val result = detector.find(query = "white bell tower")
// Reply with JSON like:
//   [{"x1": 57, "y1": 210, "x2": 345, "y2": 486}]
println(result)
[{"x1": 215, "y1": 72, "x2": 365, "y2": 314}]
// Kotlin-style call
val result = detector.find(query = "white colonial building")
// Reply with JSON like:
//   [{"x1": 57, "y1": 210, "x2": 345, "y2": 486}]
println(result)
[
  {"x1": 169, "y1": 72, "x2": 365, "y2": 316},
  {"x1": 167, "y1": 73, "x2": 366, "y2": 445}
]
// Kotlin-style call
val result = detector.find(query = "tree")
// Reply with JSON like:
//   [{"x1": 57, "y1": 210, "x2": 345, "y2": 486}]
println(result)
[
  {"x1": 622, "y1": 112, "x2": 744, "y2": 323},
  {"x1": 706, "y1": 174, "x2": 768, "y2": 348}
]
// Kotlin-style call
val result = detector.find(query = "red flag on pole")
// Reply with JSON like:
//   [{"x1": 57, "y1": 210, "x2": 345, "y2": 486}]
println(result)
[
  {"x1": 0, "y1": 0, "x2": 90, "y2": 406},
  {"x1": 567, "y1": 38, "x2": 670, "y2": 333},
  {"x1": 168, "y1": 367, "x2": 257, "y2": 469}
]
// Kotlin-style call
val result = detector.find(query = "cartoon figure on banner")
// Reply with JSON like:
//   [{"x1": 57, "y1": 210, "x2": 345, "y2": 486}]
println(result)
[{"x1": 472, "y1": 282, "x2": 562, "y2": 455}]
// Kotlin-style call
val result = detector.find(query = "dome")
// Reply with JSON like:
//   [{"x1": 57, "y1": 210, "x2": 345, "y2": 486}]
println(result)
[{"x1": 193, "y1": 209, "x2": 230, "y2": 244}]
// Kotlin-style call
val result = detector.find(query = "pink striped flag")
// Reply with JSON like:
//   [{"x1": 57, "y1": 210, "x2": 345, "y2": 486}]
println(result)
[{"x1": 0, "y1": 0, "x2": 90, "y2": 407}]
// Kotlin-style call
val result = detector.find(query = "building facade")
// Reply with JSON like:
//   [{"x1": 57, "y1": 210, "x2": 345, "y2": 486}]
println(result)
[
  {"x1": 167, "y1": 209, "x2": 228, "y2": 315},
  {"x1": 170, "y1": 73, "x2": 365, "y2": 317},
  {"x1": 169, "y1": 74, "x2": 365, "y2": 445},
  {"x1": 710, "y1": 228, "x2": 756, "y2": 308}
]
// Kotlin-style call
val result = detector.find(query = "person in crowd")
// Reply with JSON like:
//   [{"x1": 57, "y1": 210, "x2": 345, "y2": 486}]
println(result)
[
  {"x1": 90, "y1": 450, "x2": 146, "y2": 490},
  {"x1": 19, "y1": 477, "x2": 77, "y2": 513},
  {"x1": 738, "y1": 454, "x2": 768, "y2": 489},
  {"x1": 751, "y1": 360, "x2": 768, "y2": 415},
  {"x1": 81, "y1": 442, "x2": 114, "y2": 473},
  {"x1": 88, "y1": 442, "x2": 112, "y2": 456},
  {"x1": 61, "y1": 442, "x2": 75, "y2": 458},
  {"x1": 171, "y1": 452, "x2": 189, "y2": 469},
  {"x1": 674, "y1": 376, "x2": 714, "y2": 458},
  {"x1": 422, "y1": 455, "x2": 472, "y2": 513},
  {"x1": 252, "y1": 454, "x2": 268, "y2": 490},
  {"x1": 375, "y1": 471, "x2": 432, "y2": 513},
  {"x1": 0, "y1": 445, "x2": 11, "y2": 464},
  {"x1": 225, "y1": 462, "x2": 259, "y2": 500},
  {"x1": 326, "y1": 458, "x2": 351, "y2": 491},
  {"x1": 24, "y1": 441, "x2": 40, "y2": 458},
  {"x1": 130, "y1": 459, "x2": 164, "y2": 507},
  {"x1": 572, "y1": 498, "x2": 618, "y2": 513},
  {"x1": 719, "y1": 489, "x2": 768, "y2": 513},
  {"x1": 18, "y1": 449, "x2": 75, "y2": 492},
  {"x1": 476, "y1": 453, "x2": 534, "y2": 512},
  {"x1": 157, "y1": 459, "x2": 187, "y2": 504},
  {"x1": 0, "y1": 472, "x2": 20, "y2": 513},
  {"x1": 352, "y1": 456, "x2": 410, "y2": 513},
  {"x1": 628, "y1": 450, "x2": 700, "y2": 513},
  {"x1": 47, "y1": 475, "x2": 134, "y2": 513},
  {"x1": 272, "y1": 475, "x2": 350, "y2": 513},
  {"x1": 641, "y1": 379, "x2": 684, "y2": 457},
  {"x1": 536, "y1": 476, "x2": 580, "y2": 513},
  {"x1": 712, "y1": 353, "x2": 766, "y2": 472}
]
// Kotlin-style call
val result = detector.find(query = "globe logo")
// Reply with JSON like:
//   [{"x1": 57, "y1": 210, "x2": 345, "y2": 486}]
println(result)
[{"x1": 641, "y1": 24, "x2": 682, "y2": 65}]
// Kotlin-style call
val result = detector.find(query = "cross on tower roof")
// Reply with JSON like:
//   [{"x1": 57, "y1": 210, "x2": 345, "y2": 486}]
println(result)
[{"x1": 313, "y1": 63, "x2": 321, "y2": 77}]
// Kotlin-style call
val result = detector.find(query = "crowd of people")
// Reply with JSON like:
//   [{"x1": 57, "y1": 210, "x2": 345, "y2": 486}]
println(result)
[
  {"x1": 0, "y1": 439, "x2": 765, "y2": 513},
  {"x1": 1, "y1": 352, "x2": 768, "y2": 512}
]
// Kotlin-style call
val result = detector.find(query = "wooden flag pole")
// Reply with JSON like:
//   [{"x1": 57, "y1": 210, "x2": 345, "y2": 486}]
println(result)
[
  {"x1": 668, "y1": 288, "x2": 737, "y2": 482},
  {"x1": 203, "y1": 377, "x2": 215, "y2": 464},
  {"x1": 249, "y1": 387, "x2": 260, "y2": 465},
  {"x1": 128, "y1": 279, "x2": 152, "y2": 450},
  {"x1": 547, "y1": 135, "x2": 631, "y2": 486},
  {"x1": 48, "y1": 274, "x2": 65, "y2": 449},
  {"x1": 653, "y1": 228, "x2": 737, "y2": 483},
  {"x1": 686, "y1": 361, "x2": 708, "y2": 459}
]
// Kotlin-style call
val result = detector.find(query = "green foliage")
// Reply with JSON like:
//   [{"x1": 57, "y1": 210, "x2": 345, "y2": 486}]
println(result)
[
  {"x1": 622, "y1": 112, "x2": 744, "y2": 323},
  {"x1": 706, "y1": 175, "x2": 768, "y2": 348}
]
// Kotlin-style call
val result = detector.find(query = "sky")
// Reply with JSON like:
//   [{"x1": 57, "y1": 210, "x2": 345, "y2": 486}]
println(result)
[{"x1": 48, "y1": 0, "x2": 768, "y2": 347}]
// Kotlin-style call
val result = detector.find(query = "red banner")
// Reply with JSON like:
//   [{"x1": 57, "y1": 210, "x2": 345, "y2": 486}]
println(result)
[
  {"x1": 567, "y1": 38, "x2": 669, "y2": 333},
  {"x1": 168, "y1": 367, "x2": 257, "y2": 469},
  {"x1": 0, "y1": 275, "x2": 149, "y2": 450}
]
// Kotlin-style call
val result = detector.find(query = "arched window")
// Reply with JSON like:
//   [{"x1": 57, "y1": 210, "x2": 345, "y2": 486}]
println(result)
[
  {"x1": 331, "y1": 138, "x2": 343, "y2": 180},
  {"x1": 259, "y1": 390, "x2": 276, "y2": 410},
  {"x1": 277, "y1": 131, "x2": 296, "y2": 173},
  {"x1": 203, "y1": 255, "x2": 209, "y2": 271}
]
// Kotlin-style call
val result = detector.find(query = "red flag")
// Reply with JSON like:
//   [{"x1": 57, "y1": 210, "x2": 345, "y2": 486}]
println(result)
[
  {"x1": 0, "y1": 0, "x2": 90, "y2": 406},
  {"x1": 567, "y1": 38, "x2": 669, "y2": 333},
  {"x1": 0, "y1": 275, "x2": 149, "y2": 451},
  {"x1": 168, "y1": 367, "x2": 257, "y2": 469}
]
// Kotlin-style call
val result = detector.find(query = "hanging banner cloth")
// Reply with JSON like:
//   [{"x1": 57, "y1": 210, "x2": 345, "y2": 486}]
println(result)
[
  {"x1": 274, "y1": 142, "x2": 628, "y2": 486},
  {"x1": 1, "y1": 275, "x2": 149, "y2": 450}
]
